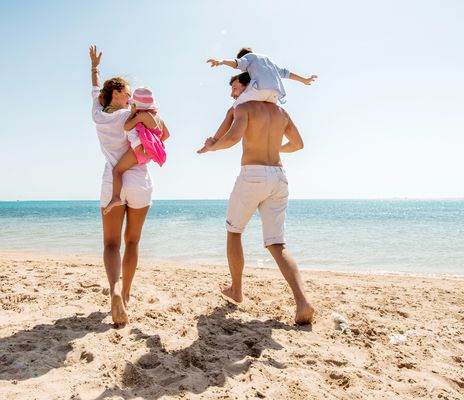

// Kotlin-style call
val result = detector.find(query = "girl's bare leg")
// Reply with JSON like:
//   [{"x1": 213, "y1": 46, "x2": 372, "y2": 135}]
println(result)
[{"x1": 103, "y1": 149, "x2": 138, "y2": 215}]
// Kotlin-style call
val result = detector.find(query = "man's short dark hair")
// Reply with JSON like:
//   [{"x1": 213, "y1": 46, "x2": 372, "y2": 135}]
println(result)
[
  {"x1": 236, "y1": 47, "x2": 253, "y2": 59},
  {"x1": 229, "y1": 72, "x2": 251, "y2": 86}
]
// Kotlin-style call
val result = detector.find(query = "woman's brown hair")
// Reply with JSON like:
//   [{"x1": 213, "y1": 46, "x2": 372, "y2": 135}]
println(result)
[{"x1": 98, "y1": 77, "x2": 129, "y2": 108}]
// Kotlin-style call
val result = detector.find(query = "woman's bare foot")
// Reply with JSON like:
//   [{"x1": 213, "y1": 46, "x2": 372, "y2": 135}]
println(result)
[
  {"x1": 122, "y1": 290, "x2": 131, "y2": 308},
  {"x1": 103, "y1": 198, "x2": 124, "y2": 215},
  {"x1": 220, "y1": 283, "x2": 243, "y2": 303},
  {"x1": 295, "y1": 303, "x2": 314, "y2": 325},
  {"x1": 111, "y1": 293, "x2": 129, "y2": 325}
]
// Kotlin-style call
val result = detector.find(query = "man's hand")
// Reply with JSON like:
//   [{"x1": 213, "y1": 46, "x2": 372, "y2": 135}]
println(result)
[
  {"x1": 303, "y1": 75, "x2": 318, "y2": 85},
  {"x1": 206, "y1": 59, "x2": 222, "y2": 67},
  {"x1": 197, "y1": 137, "x2": 217, "y2": 154},
  {"x1": 89, "y1": 45, "x2": 102, "y2": 68}
]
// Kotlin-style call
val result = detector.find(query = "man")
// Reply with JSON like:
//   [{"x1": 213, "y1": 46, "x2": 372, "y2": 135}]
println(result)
[{"x1": 198, "y1": 73, "x2": 314, "y2": 324}]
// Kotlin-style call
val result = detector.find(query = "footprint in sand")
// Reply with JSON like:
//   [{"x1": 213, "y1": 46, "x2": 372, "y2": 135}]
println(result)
[
  {"x1": 328, "y1": 372, "x2": 351, "y2": 388},
  {"x1": 324, "y1": 359, "x2": 348, "y2": 367},
  {"x1": 80, "y1": 351, "x2": 94, "y2": 363},
  {"x1": 108, "y1": 331, "x2": 122, "y2": 344}
]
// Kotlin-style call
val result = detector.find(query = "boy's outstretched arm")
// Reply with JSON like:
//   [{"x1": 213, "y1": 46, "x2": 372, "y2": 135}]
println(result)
[
  {"x1": 206, "y1": 58, "x2": 238, "y2": 68},
  {"x1": 288, "y1": 72, "x2": 318, "y2": 85}
]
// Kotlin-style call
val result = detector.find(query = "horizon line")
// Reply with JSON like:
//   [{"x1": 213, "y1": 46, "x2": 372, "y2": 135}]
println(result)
[{"x1": 1, "y1": 197, "x2": 464, "y2": 202}]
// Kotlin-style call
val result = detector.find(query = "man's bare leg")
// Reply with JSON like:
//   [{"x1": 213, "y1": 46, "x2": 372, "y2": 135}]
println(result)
[
  {"x1": 220, "y1": 231, "x2": 244, "y2": 303},
  {"x1": 121, "y1": 205, "x2": 150, "y2": 308},
  {"x1": 267, "y1": 244, "x2": 314, "y2": 324},
  {"x1": 102, "y1": 206, "x2": 129, "y2": 324}
]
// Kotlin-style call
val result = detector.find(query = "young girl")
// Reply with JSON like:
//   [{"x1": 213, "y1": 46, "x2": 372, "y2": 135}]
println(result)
[{"x1": 103, "y1": 87, "x2": 170, "y2": 215}]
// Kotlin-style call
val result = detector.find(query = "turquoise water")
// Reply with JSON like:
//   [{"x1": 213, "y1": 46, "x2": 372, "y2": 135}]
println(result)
[{"x1": 0, "y1": 200, "x2": 463, "y2": 275}]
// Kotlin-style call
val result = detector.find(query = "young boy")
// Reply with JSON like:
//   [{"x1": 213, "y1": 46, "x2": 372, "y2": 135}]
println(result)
[{"x1": 207, "y1": 47, "x2": 317, "y2": 107}]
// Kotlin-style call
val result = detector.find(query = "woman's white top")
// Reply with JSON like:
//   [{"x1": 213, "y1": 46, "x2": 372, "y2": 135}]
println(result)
[{"x1": 91, "y1": 86, "x2": 152, "y2": 189}]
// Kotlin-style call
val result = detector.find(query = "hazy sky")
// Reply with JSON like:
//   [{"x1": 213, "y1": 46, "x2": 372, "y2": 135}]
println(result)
[{"x1": 1, "y1": 0, "x2": 463, "y2": 200}]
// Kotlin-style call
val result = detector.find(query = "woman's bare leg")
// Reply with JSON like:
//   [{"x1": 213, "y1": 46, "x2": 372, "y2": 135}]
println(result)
[
  {"x1": 104, "y1": 149, "x2": 138, "y2": 215},
  {"x1": 121, "y1": 205, "x2": 150, "y2": 307},
  {"x1": 102, "y1": 205, "x2": 128, "y2": 324}
]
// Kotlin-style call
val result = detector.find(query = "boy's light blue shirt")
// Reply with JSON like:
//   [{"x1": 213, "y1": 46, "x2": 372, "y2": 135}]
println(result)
[{"x1": 235, "y1": 53, "x2": 290, "y2": 103}]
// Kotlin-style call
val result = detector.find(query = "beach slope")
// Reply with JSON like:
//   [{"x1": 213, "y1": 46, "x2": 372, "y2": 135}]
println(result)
[{"x1": 0, "y1": 254, "x2": 463, "y2": 399}]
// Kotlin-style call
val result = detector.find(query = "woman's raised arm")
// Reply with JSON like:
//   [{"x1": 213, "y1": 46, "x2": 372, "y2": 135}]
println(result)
[{"x1": 89, "y1": 45, "x2": 102, "y2": 88}]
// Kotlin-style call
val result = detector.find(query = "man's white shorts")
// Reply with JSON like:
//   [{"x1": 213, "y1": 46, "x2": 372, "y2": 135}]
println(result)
[
  {"x1": 233, "y1": 86, "x2": 279, "y2": 108},
  {"x1": 226, "y1": 165, "x2": 288, "y2": 247}
]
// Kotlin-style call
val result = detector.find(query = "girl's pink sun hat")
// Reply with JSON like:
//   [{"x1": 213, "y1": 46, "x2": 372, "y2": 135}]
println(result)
[{"x1": 131, "y1": 87, "x2": 159, "y2": 111}]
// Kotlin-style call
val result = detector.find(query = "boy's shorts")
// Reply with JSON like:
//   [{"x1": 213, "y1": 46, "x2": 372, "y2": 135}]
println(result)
[
  {"x1": 226, "y1": 165, "x2": 288, "y2": 247},
  {"x1": 233, "y1": 86, "x2": 279, "y2": 108}
]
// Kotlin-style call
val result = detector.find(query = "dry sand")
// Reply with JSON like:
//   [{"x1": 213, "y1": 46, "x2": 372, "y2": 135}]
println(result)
[{"x1": 0, "y1": 252, "x2": 463, "y2": 399}]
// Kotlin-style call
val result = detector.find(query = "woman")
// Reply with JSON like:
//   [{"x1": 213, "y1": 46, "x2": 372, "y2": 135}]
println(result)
[{"x1": 89, "y1": 45, "x2": 169, "y2": 324}]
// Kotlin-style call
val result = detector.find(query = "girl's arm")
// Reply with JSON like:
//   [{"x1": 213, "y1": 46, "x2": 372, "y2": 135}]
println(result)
[
  {"x1": 89, "y1": 45, "x2": 102, "y2": 88},
  {"x1": 160, "y1": 119, "x2": 170, "y2": 141},
  {"x1": 124, "y1": 112, "x2": 146, "y2": 131}
]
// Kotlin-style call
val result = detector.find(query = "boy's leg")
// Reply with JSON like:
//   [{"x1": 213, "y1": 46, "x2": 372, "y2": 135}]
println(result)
[
  {"x1": 103, "y1": 150, "x2": 138, "y2": 215},
  {"x1": 232, "y1": 86, "x2": 268, "y2": 108}
]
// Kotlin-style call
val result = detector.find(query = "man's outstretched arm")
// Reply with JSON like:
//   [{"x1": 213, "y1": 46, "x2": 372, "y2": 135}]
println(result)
[
  {"x1": 205, "y1": 105, "x2": 248, "y2": 151},
  {"x1": 197, "y1": 107, "x2": 234, "y2": 154},
  {"x1": 281, "y1": 113, "x2": 304, "y2": 153}
]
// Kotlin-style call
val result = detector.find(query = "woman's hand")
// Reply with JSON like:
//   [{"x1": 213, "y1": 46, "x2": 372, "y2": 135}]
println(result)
[{"x1": 89, "y1": 45, "x2": 102, "y2": 68}]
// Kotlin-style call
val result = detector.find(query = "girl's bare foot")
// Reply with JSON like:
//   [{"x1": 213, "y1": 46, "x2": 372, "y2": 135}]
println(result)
[
  {"x1": 103, "y1": 199, "x2": 124, "y2": 215},
  {"x1": 295, "y1": 303, "x2": 314, "y2": 325},
  {"x1": 220, "y1": 283, "x2": 243, "y2": 303},
  {"x1": 111, "y1": 293, "x2": 129, "y2": 325}
]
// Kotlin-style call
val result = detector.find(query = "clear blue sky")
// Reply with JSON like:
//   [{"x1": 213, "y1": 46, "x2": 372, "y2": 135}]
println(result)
[{"x1": 1, "y1": 0, "x2": 463, "y2": 200}]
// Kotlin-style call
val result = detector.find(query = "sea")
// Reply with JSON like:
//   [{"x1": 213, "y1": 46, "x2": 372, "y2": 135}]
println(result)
[{"x1": 0, "y1": 200, "x2": 463, "y2": 275}]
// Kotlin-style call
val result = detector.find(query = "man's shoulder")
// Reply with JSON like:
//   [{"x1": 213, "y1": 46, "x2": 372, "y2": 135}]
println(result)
[{"x1": 236, "y1": 101, "x2": 286, "y2": 117}]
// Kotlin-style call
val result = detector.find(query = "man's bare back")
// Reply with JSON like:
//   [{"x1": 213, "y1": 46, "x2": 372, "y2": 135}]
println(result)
[{"x1": 239, "y1": 101, "x2": 289, "y2": 166}]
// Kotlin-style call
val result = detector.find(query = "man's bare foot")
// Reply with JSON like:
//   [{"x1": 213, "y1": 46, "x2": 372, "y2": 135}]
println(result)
[
  {"x1": 111, "y1": 293, "x2": 129, "y2": 325},
  {"x1": 295, "y1": 303, "x2": 314, "y2": 325},
  {"x1": 220, "y1": 283, "x2": 243, "y2": 303},
  {"x1": 103, "y1": 199, "x2": 124, "y2": 215}
]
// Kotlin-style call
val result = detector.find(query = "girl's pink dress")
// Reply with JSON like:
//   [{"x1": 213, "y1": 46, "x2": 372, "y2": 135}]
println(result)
[{"x1": 133, "y1": 122, "x2": 166, "y2": 166}]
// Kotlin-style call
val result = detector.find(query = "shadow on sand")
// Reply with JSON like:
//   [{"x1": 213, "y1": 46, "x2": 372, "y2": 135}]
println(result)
[
  {"x1": 0, "y1": 312, "x2": 111, "y2": 380},
  {"x1": 93, "y1": 303, "x2": 311, "y2": 399}
]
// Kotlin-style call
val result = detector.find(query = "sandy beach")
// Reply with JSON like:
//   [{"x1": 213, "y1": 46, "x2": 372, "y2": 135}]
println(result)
[{"x1": 0, "y1": 252, "x2": 463, "y2": 400}]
